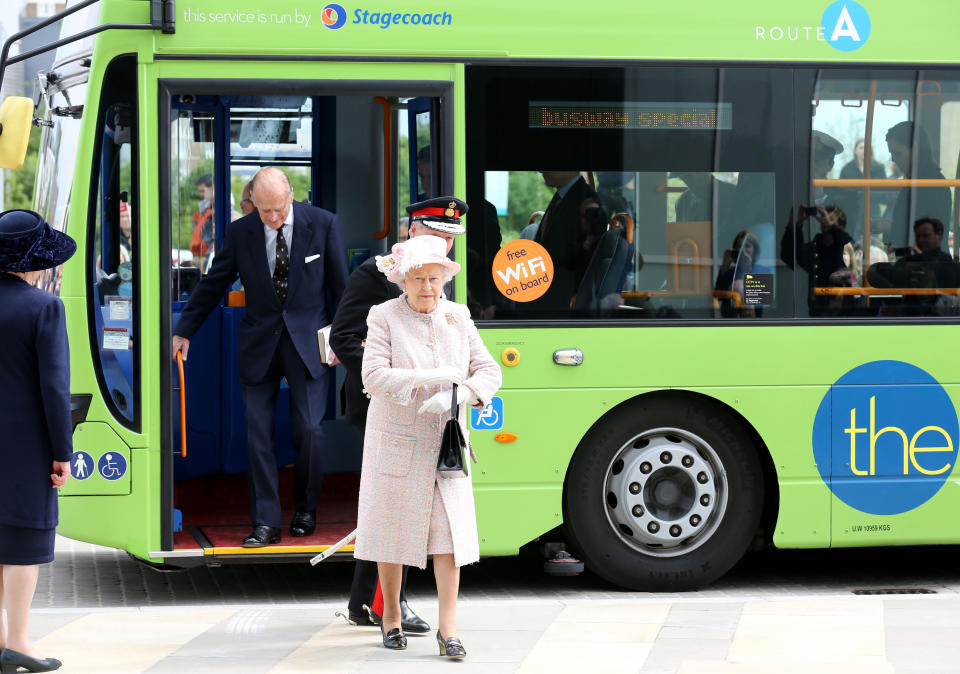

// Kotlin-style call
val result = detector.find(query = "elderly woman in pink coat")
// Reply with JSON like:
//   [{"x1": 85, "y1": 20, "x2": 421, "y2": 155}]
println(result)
[{"x1": 356, "y1": 233, "x2": 501, "y2": 657}]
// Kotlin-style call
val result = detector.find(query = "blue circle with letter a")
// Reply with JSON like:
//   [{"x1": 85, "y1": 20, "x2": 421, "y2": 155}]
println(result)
[
  {"x1": 822, "y1": 1, "x2": 871, "y2": 52},
  {"x1": 813, "y1": 361, "x2": 958, "y2": 515}
]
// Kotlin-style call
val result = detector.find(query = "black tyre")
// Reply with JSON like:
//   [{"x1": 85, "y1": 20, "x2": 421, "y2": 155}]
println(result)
[{"x1": 563, "y1": 394, "x2": 764, "y2": 591}]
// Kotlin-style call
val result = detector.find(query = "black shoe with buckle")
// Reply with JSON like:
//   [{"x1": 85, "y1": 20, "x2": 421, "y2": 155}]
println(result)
[
  {"x1": 290, "y1": 511, "x2": 316, "y2": 537},
  {"x1": 436, "y1": 631, "x2": 466, "y2": 658},
  {"x1": 242, "y1": 525, "x2": 281, "y2": 547},
  {"x1": 399, "y1": 600, "x2": 431, "y2": 633},
  {"x1": 380, "y1": 624, "x2": 407, "y2": 650}
]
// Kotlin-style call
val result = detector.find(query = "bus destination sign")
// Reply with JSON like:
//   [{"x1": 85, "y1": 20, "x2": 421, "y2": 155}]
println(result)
[{"x1": 529, "y1": 101, "x2": 732, "y2": 130}]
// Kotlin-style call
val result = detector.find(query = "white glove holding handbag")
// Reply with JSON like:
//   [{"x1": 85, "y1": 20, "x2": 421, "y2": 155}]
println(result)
[
  {"x1": 412, "y1": 366, "x2": 462, "y2": 389},
  {"x1": 418, "y1": 385, "x2": 479, "y2": 415}
]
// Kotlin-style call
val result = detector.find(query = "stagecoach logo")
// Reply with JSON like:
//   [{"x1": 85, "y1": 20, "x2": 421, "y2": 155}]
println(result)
[
  {"x1": 321, "y1": 3, "x2": 347, "y2": 29},
  {"x1": 812, "y1": 361, "x2": 958, "y2": 516},
  {"x1": 754, "y1": 1, "x2": 871, "y2": 52}
]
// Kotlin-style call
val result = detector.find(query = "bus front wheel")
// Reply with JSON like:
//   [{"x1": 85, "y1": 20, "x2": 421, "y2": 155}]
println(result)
[{"x1": 563, "y1": 395, "x2": 764, "y2": 591}]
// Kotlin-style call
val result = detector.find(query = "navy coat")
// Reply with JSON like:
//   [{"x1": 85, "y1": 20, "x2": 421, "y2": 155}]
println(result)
[
  {"x1": 329, "y1": 257, "x2": 401, "y2": 427},
  {"x1": 175, "y1": 202, "x2": 348, "y2": 384},
  {"x1": 0, "y1": 274, "x2": 72, "y2": 530}
]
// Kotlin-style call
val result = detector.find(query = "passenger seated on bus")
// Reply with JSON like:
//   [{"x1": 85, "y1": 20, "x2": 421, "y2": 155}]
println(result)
[
  {"x1": 885, "y1": 122, "x2": 952, "y2": 246},
  {"x1": 190, "y1": 173, "x2": 216, "y2": 272},
  {"x1": 533, "y1": 171, "x2": 597, "y2": 311},
  {"x1": 714, "y1": 230, "x2": 764, "y2": 317},
  {"x1": 840, "y1": 236, "x2": 887, "y2": 286},
  {"x1": 895, "y1": 217, "x2": 953, "y2": 265}
]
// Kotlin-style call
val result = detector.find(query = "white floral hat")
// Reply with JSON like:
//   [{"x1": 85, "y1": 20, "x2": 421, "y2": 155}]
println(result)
[{"x1": 375, "y1": 235, "x2": 461, "y2": 284}]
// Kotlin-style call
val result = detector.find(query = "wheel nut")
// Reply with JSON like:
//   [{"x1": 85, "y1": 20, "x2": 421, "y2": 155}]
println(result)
[
  {"x1": 659, "y1": 452, "x2": 672, "y2": 464},
  {"x1": 632, "y1": 505, "x2": 644, "y2": 517},
  {"x1": 681, "y1": 455, "x2": 694, "y2": 467},
  {"x1": 629, "y1": 482, "x2": 641, "y2": 494},
  {"x1": 697, "y1": 471, "x2": 708, "y2": 484},
  {"x1": 700, "y1": 494, "x2": 711, "y2": 506},
  {"x1": 689, "y1": 514, "x2": 701, "y2": 526},
  {"x1": 669, "y1": 525, "x2": 682, "y2": 537},
  {"x1": 647, "y1": 521, "x2": 660, "y2": 533},
  {"x1": 640, "y1": 462, "x2": 652, "y2": 474}
]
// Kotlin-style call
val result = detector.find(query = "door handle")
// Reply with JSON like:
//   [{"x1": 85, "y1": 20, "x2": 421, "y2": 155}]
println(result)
[
  {"x1": 553, "y1": 348, "x2": 583, "y2": 366},
  {"x1": 175, "y1": 350, "x2": 187, "y2": 458}
]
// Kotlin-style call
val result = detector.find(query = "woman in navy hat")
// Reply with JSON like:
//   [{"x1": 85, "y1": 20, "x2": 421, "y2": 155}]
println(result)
[{"x1": 0, "y1": 209, "x2": 76, "y2": 673}]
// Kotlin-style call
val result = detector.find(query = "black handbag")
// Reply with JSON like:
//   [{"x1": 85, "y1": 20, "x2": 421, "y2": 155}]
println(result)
[{"x1": 437, "y1": 384, "x2": 468, "y2": 475}]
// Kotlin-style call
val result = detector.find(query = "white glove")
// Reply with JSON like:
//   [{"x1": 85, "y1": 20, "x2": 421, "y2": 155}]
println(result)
[
  {"x1": 418, "y1": 386, "x2": 479, "y2": 415},
  {"x1": 412, "y1": 366, "x2": 462, "y2": 389}
]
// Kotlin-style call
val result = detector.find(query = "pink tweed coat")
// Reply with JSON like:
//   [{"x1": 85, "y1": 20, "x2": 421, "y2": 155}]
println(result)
[{"x1": 355, "y1": 295, "x2": 502, "y2": 568}]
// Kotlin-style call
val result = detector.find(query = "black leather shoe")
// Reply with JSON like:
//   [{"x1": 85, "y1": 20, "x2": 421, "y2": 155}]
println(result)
[
  {"x1": 436, "y1": 631, "x2": 466, "y2": 658},
  {"x1": 400, "y1": 600, "x2": 431, "y2": 633},
  {"x1": 1, "y1": 648, "x2": 62, "y2": 672},
  {"x1": 380, "y1": 624, "x2": 407, "y2": 650},
  {"x1": 242, "y1": 525, "x2": 281, "y2": 547},
  {"x1": 347, "y1": 610, "x2": 377, "y2": 626},
  {"x1": 290, "y1": 511, "x2": 316, "y2": 537}
]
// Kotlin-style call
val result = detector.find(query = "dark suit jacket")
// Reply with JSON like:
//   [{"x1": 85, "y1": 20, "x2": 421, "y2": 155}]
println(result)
[
  {"x1": 535, "y1": 177, "x2": 597, "y2": 310},
  {"x1": 329, "y1": 257, "x2": 400, "y2": 427},
  {"x1": 175, "y1": 202, "x2": 348, "y2": 384},
  {"x1": 0, "y1": 274, "x2": 72, "y2": 529}
]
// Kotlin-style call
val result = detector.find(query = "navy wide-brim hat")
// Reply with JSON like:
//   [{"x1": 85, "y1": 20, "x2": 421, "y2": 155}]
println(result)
[{"x1": 0, "y1": 209, "x2": 77, "y2": 272}]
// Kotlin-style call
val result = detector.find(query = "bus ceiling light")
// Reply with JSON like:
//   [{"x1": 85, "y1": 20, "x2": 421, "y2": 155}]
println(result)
[
  {"x1": 0, "y1": 96, "x2": 34, "y2": 169},
  {"x1": 553, "y1": 348, "x2": 583, "y2": 366}
]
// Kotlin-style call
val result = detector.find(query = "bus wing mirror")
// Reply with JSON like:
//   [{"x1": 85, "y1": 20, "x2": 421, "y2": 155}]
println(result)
[{"x1": 0, "y1": 96, "x2": 34, "y2": 170}]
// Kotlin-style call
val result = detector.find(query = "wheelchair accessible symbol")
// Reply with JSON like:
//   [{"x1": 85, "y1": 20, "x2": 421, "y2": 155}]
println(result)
[
  {"x1": 97, "y1": 452, "x2": 127, "y2": 481},
  {"x1": 471, "y1": 397, "x2": 503, "y2": 431}
]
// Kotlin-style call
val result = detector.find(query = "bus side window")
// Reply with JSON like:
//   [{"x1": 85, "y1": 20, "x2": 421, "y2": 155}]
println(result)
[{"x1": 88, "y1": 54, "x2": 139, "y2": 429}]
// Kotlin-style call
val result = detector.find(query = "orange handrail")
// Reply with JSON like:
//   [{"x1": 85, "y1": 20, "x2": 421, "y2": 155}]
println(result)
[
  {"x1": 814, "y1": 286, "x2": 960, "y2": 296},
  {"x1": 176, "y1": 350, "x2": 187, "y2": 459},
  {"x1": 621, "y1": 289, "x2": 743, "y2": 308},
  {"x1": 813, "y1": 178, "x2": 960, "y2": 188},
  {"x1": 374, "y1": 97, "x2": 391, "y2": 240}
]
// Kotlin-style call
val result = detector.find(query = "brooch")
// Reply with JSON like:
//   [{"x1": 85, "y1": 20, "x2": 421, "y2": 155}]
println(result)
[
  {"x1": 375, "y1": 254, "x2": 397, "y2": 275},
  {"x1": 445, "y1": 313, "x2": 457, "y2": 325}
]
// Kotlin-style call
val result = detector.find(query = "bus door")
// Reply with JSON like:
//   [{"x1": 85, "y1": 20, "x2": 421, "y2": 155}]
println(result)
[{"x1": 158, "y1": 76, "x2": 453, "y2": 564}]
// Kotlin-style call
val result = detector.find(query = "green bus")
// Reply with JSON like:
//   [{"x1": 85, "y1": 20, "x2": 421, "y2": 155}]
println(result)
[{"x1": 2, "y1": 0, "x2": 960, "y2": 590}]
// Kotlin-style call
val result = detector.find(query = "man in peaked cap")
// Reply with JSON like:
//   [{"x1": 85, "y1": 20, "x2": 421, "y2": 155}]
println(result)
[{"x1": 329, "y1": 196, "x2": 467, "y2": 633}]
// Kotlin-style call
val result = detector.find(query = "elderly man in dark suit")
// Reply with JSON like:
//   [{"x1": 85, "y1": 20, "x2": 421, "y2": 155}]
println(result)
[
  {"x1": 535, "y1": 171, "x2": 597, "y2": 311},
  {"x1": 329, "y1": 197, "x2": 467, "y2": 633},
  {"x1": 173, "y1": 168, "x2": 348, "y2": 547}
]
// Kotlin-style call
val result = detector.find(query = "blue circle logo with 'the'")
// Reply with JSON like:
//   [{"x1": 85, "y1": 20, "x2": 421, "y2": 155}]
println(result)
[
  {"x1": 813, "y1": 361, "x2": 958, "y2": 515},
  {"x1": 822, "y1": 1, "x2": 871, "y2": 52}
]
